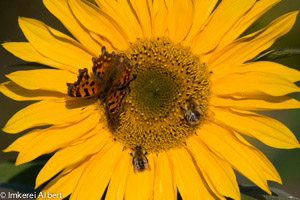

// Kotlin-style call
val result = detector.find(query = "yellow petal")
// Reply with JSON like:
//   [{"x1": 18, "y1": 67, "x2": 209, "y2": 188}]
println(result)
[
  {"x1": 218, "y1": 0, "x2": 281, "y2": 49},
  {"x1": 19, "y1": 17, "x2": 92, "y2": 72},
  {"x1": 43, "y1": 0, "x2": 101, "y2": 55},
  {"x1": 166, "y1": 0, "x2": 194, "y2": 42},
  {"x1": 71, "y1": 142, "x2": 123, "y2": 200},
  {"x1": 106, "y1": 149, "x2": 131, "y2": 200},
  {"x1": 212, "y1": 72, "x2": 300, "y2": 97},
  {"x1": 184, "y1": 0, "x2": 218, "y2": 44},
  {"x1": 3, "y1": 128, "x2": 41, "y2": 151},
  {"x1": 193, "y1": 0, "x2": 256, "y2": 54},
  {"x1": 152, "y1": 0, "x2": 167, "y2": 37},
  {"x1": 210, "y1": 95, "x2": 300, "y2": 110},
  {"x1": 187, "y1": 138, "x2": 240, "y2": 200},
  {"x1": 0, "y1": 81, "x2": 65, "y2": 101},
  {"x1": 152, "y1": 0, "x2": 168, "y2": 37},
  {"x1": 209, "y1": 11, "x2": 299, "y2": 68},
  {"x1": 3, "y1": 98, "x2": 95, "y2": 134},
  {"x1": 212, "y1": 61, "x2": 300, "y2": 82},
  {"x1": 198, "y1": 123, "x2": 271, "y2": 194},
  {"x1": 6, "y1": 69, "x2": 76, "y2": 94},
  {"x1": 168, "y1": 148, "x2": 216, "y2": 200},
  {"x1": 125, "y1": 154, "x2": 154, "y2": 200},
  {"x1": 7, "y1": 112, "x2": 100, "y2": 165},
  {"x1": 118, "y1": 0, "x2": 147, "y2": 39},
  {"x1": 68, "y1": 0, "x2": 129, "y2": 50},
  {"x1": 234, "y1": 133, "x2": 282, "y2": 184},
  {"x1": 35, "y1": 125, "x2": 109, "y2": 188},
  {"x1": 212, "y1": 108, "x2": 300, "y2": 148},
  {"x1": 89, "y1": 32, "x2": 115, "y2": 52},
  {"x1": 2, "y1": 42, "x2": 74, "y2": 72},
  {"x1": 94, "y1": 0, "x2": 143, "y2": 41},
  {"x1": 153, "y1": 152, "x2": 176, "y2": 200},
  {"x1": 38, "y1": 161, "x2": 88, "y2": 200},
  {"x1": 129, "y1": 0, "x2": 152, "y2": 37}
]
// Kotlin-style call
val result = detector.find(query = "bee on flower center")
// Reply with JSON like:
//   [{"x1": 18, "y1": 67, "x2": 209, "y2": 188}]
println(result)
[
  {"x1": 130, "y1": 146, "x2": 150, "y2": 173},
  {"x1": 182, "y1": 98, "x2": 204, "y2": 127}
]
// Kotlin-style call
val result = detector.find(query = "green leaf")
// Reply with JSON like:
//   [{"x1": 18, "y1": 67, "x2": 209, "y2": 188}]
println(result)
[
  {"x1": 0, "y1": 162, "x2": 37, "y2": 183},
  {"x1": 247, "y1": 48, "x2": 300, "y2": 62},
  {"x1": 0, "y1": 161, "x2": 45, "y2": 192},
  {"x1": 239, "y1": 185, "x2": 300, "y2": 200},
  {"x1": 241, "y1": 194, "x2": 258, "y2": 200}
]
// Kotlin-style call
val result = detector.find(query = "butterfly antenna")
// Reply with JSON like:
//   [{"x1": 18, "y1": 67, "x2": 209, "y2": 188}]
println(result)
[{"x1": 101, "y1": 46, "x2": 106, "y2": 54}]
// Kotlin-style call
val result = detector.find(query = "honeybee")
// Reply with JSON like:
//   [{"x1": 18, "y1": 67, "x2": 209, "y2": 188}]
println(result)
[
  {"x1": 182, "y1": 98, "x2": 204, "y2": 127},
  {"x1": 130, "y1": 146, "x2": 150, "y2": 173}
]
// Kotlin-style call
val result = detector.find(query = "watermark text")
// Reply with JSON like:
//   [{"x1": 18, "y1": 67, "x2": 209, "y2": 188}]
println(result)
[{"x1": 0, "y1": 191, "x2": 62, "y2": 199}]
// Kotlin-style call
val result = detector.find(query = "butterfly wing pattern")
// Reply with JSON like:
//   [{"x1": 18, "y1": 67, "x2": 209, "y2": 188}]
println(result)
[
  {"x1": 67, "y1": 68, "x2": 100, "y2": 98},
  {"x1": 92, "y1": 47, "x2": 120, "y2": 81},
  {"x1": 113, "y1": 56, "x2": 137, "y2": 90},
  {"x1": 105, "y1": 58, "x2": 137, "y2": 116},
  {"x1": 67, "y1": 46, "x2": 136, "y2": 122},
  {"x1": 106, "y1": 89, "x2": 128, "y2": 116}
]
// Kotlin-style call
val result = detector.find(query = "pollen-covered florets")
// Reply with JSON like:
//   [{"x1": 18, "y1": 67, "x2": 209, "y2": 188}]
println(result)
[{"x1": 110, "y1": 38, "x2": 212, "y2": 152}]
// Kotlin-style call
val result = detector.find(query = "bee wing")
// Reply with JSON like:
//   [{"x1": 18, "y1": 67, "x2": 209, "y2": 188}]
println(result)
[{"x1": 144, "y1": 156, "x2": 151, "y2": 170}]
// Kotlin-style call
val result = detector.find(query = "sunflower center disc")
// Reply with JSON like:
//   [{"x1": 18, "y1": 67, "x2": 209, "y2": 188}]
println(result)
[
  {"x1": 133, "y1": 66, "x2": 180, "y2": 117},
  {"x1": 113, "y1": 38, "x2": 211, "y2": 152}
]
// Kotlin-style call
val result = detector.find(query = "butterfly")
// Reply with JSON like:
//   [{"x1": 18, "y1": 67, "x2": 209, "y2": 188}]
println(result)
[{"x1": 67, "y1": 46, "x2": 136, "y2": 119}]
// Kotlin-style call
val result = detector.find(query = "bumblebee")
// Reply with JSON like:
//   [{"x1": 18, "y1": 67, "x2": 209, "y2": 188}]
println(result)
[
  {"x1": 182, "y1": 98, "x2": 204, "y2": 127},
  {"x1": 130, "y1": 146, "x2": 150, "y2": 173}
]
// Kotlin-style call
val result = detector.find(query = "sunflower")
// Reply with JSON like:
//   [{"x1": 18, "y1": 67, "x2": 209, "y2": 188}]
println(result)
[{"x1": 1, "y1": 0, "x2": 300, "y2": 199}]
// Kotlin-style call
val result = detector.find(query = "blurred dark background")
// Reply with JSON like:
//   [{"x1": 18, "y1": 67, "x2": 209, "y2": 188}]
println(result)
[{"x1": 0, "y1": 0, "x2": 299, "y2": 198}]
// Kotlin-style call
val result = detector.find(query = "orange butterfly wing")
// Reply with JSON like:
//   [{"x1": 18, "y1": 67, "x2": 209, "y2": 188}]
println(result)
[
  {"x1": 104, "y1": 56, "x2": 136, "y2": 118},
  {"x1": 114, "y1": 57, "x2": 137, "y2": 90},
  {"x1": 67, "y1": 68, "x2": 101, "y2": 98},
  {"x1": 106, "y1": 88, "x2": 128, "y2": 116},
  {"x1": 67, "y1": 47, "x2": 137, "y2": 122},
  {"x1": 91, "y1": 47, "x2": 136, "y2": 118},
  {"x1": 92, "y1": 47, "x2": 120, "y2": 81}
]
